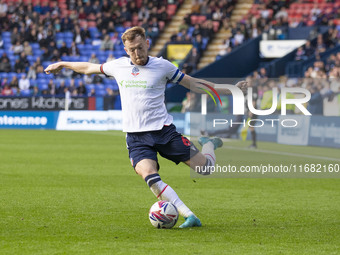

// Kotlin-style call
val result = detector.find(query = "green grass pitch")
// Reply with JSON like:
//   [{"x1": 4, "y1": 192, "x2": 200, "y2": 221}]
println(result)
[{"x1": 0, "y1": 130, "x2": 339, "y2": 254}]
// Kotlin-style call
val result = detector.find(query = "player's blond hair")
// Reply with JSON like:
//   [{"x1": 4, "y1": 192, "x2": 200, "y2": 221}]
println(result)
[{"x1": 121, "y1": 26, "x2": 146, "y2": 44}]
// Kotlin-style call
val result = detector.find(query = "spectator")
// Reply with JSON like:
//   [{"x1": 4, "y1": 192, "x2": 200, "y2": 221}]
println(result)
[
  {"x1": 12, "y1": 41, "x2": 24, "y2": 55},
  {"x1": 106, "y1": 53, "x2": 115, "y2": 62},
  {"x1": 0, "y1": 0, "x2": 8, "y2": 17},
  {"x1": 218, "y1": 38, "x2": 231, "y2": 57},
  {"x1": 88, "y1": 53, "x2": 99, "y2": 64},
  {"x1": 31, "y1": 85, "x2": 41, "y2": 97},
  {"x1": 19, "y1": 74, "x2": 30, "y2": 91},
  {"x1": 59, "y1": 42, "x2": 69, "y2": 56},
  {"x1": 9, "y1": 76, "x2": 19, "y2": 89},
  {"x1": 1, "y1": 77, "x2": 8, "y2": 89},
  {"x1": 14, "y1": 59, "x2": 25, "y2": 73},
  {"x1": 77, "y1": 81, "x2": 87, "y2": 96},
  {"x1": 304, "y1": 41, "x2": 314, "y2": 58},
  {"x1": 69, "y1": 42, "x2": 80, "y2": 56},
  {"x1": 0, "y1": 57, "x2": 11, "y2": 72},
  {"x1": 47, "y1": 79, "x2": 56, "y2": 95},
  {"x1": 27, "y1": 63, "x2": 37, "y2": 80},
  {"x1": 101, "y1": 34, "x2": 114, "y2": 51},
  {"x1": 1, "y1": 84, "x2": 13, "y2": 96},
  {"x1": 187, "y1": 47, "x2": 200, "y2": 71},
  {"x1": 307, "y1": 86, "x2": 323, "y2": 115},
  {"x1": 56, "y1": 81, "x2": 66, "y2": 95},
  {"x1": 275, "y1": 7, "x2": 288, "y2": 20},
  {"x1": 23, "y1": 41, "x2": 32, "y2": 56},
  {"x1": 138, "y1": 6, "x2": 149, "y2": 21},
  {"x1": 104, "y1": 87, "x2": 117, "y2": 110},
  {"x1": 191, "y1": 0, "x2": 201, "y2": 15},
  {"x1": 295, "y1": 47, "x2": 306, "y2": 61},
  {"x1": 50, "y1": 49, "x2": 61, "y2": 62},
  {"x1": 88, "y1": 88, "x2": 96, "y2": 97},
  {"x1": 19, "y1": 52, "x2": 29, "y2": 70}
]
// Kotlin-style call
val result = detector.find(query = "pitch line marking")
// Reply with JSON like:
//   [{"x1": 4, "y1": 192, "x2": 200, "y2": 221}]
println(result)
[{"x1": 222, "y1": 145, "x2": 340, "y2": 162}]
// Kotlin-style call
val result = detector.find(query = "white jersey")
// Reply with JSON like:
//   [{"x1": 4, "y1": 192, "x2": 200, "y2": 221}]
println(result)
[{"x1": 100, "y1": 56, "x2": 184, "y2": 132}]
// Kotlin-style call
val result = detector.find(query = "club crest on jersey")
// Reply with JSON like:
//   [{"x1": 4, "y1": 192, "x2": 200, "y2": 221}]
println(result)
[{"x1": 131, "y1": 66, "x2": 140, "y2": 77}]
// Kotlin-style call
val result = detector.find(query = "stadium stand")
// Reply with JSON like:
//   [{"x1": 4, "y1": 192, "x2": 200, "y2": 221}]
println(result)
[{"x1": 0, "y1": 0, "x2": 182, "y2": 99}]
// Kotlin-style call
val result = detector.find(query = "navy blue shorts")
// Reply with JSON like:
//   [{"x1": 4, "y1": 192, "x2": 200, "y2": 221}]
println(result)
[{"x1": 126, "y1": 124, "x2": 199, "y2": 169}]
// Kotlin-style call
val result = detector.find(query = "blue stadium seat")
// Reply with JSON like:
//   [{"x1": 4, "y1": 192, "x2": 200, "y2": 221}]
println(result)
[
  {"x1": 27, "y1": 55, "x2": 37, "y2": 64},
  {"x1": 103, "y1": 79, "x2": 112, "y2": 85},
  {"x1": 2, "y1": 31, "x2": 11, "y2": 38},
  {"x1": 187, "y1": 26, "x2": 195, "y2": 37},
  {"x1": 4, "y1": 44, "x2": 12, "y2": 51},
  {"x1": 38, "y1": 83, "x2": 48, "y2": 91},
  {"x1": 77, "y1": 44, "x2": 85, "y2": 51},
  {"x1": 29, "y1": 79, "x2": 36, "y2": 85},
  {"x1": 95, "y1": 89, "x2": 106, "y2": 96},
  {"x1": 65, "y1": 38, "x2": 73, "y2": 48},
  {"x1": 95, "y1": 84, "x2": 105, "y2": 91},
  {"x1": 21, "y1": 89, "x2": 31, "y2": 96},
  {"x1": 114, "y1": 95, "x2": 121, "y2": 110},
  {"x1": 114, "y1": 50, "x2": 125, "y2": 58},
  {"x1": 79, "y1": 56, "x2": 88, "y2": 62},
  {"x1": 42, "y1": 61, "x2": 52, "y2": 69},
  {"x1": 92, "y1": 44, "x2": 101, "y2": 50},
  {"x1": 74, "y1": 78, "x2": 82, "y2": 86},
  {"x1": 116, "y1": 26, "x2": 125, "y2": 34},
  {"x1": 0, "y1": 73, "x2": 8, "y2": 79},
  {"x1": 104, "y1": 84, "x2": 115, "y2": 91},
  {"x1": 55, "y1": 32, "x2": 64, "y2": 40},
  {"x1": 37, "y1": 73, "x2": 48, "y2": 79},
  {"x1": 8, "y1": 72, "x2": 18, "y2": 79},
  {"x1": 64, "y1": 79, "x2": 71, "y2": 87},
  {"x1": 33, "y1": 49, "x2": 43, "y2": 57},
  {"x1": 69, "y1": 56, "x2": 80, "y2": 62},
  {"x1": 98, "y1": 56, "x2": 107, "y2": 63},
  {"x1": 3, "y1": 37, "x2": 11, "y2": 44},
  {"x1": 84, "y1": 38, "x2": 92, "y2": 45},
  {"x1": 61, "y1": 56, "x2": 71, "y2": 61},
  {"x1": 64, "y1": 32, "x2": 74, "y2": 39},
  {"x1": 89, "y1": 27, "x2": 100, "y2": 39},
  {"x1": 31, "y1": 43, "x2": 40, "y2": 50},
  {"x1": 86, "y1": 84, "x2": 95, "y2": 92}
]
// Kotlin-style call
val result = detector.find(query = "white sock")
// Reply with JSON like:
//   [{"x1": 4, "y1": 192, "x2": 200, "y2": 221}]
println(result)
[
  {"x1": 145, "y1": 174, "x2": 194, "y2": 218},
  {"x1": 202, "y1": 141, "x2": 216, "y2": 166}
]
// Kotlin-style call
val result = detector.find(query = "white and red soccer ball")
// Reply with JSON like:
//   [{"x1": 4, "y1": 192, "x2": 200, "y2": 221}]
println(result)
[{"x1": 149, "y1": 200, "x2": 179, "y2": 229}]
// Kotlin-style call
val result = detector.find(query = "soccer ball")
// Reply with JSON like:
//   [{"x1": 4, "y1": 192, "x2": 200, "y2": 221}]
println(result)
[{"x1": 149, "y1": 200, "x2": 179, "y2": 229}]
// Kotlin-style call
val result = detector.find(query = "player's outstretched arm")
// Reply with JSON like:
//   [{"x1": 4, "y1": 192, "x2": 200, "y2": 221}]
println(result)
[
  {"x1": 179, "y1": 74, "x2": 248, "y2": 95},
  {"x1": 44, "y1": 62, "x2": 102, "y2": 75}
]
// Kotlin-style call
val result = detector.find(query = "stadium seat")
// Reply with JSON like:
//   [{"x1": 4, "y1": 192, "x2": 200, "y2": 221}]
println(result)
[
  {"x1": 64, "y1": 32, "x2": 73, "y2": 39},
  {"x1": 114, "y1": 95, "x2": 121, "y2": 110},
  {"x1": 33, "y1": 49, "x2": 44, "y2": 57},
  {"x1": 38, "y1": 83, "x2": 49, "y2": 91},
  {"x1": 0, "y1": 73, "x2": 8, "y2": 79},
  {"x1": 31, "y1": 43, "x2": 40, "y2": 50},
  {"x1": 20, "y1": 89, "x2": 31, "y2": 96},
  {"x1": 2, "y1": 31, "x2": 11, "y2": 38},
  {"x1": 116, "y1": 26, "x2": 125, "y2": 34},
  {"x1": 86, "y1": 84, "x2": 95, "y2": 92},
  {"x1": 95, "y1": 89, "x2": 106, "y2": 96},
  {"x1": 95, "y1": 84, "x2": 105, "y2": 91}
]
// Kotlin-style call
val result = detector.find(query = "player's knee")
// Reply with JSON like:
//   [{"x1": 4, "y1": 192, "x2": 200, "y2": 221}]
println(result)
[{"x1": 135, "y1": 159, "x2": 158, "y2": 179}]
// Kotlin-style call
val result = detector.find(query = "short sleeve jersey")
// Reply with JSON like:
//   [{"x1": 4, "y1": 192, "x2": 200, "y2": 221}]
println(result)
[{"x1": 100, "y1": 56, "x2": 184, "y2": 132}]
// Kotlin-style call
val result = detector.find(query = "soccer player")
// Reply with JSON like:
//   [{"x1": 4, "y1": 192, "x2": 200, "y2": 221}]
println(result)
[{"x1": 45, "y1": 27, "x2": 247, "y2": 228}]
